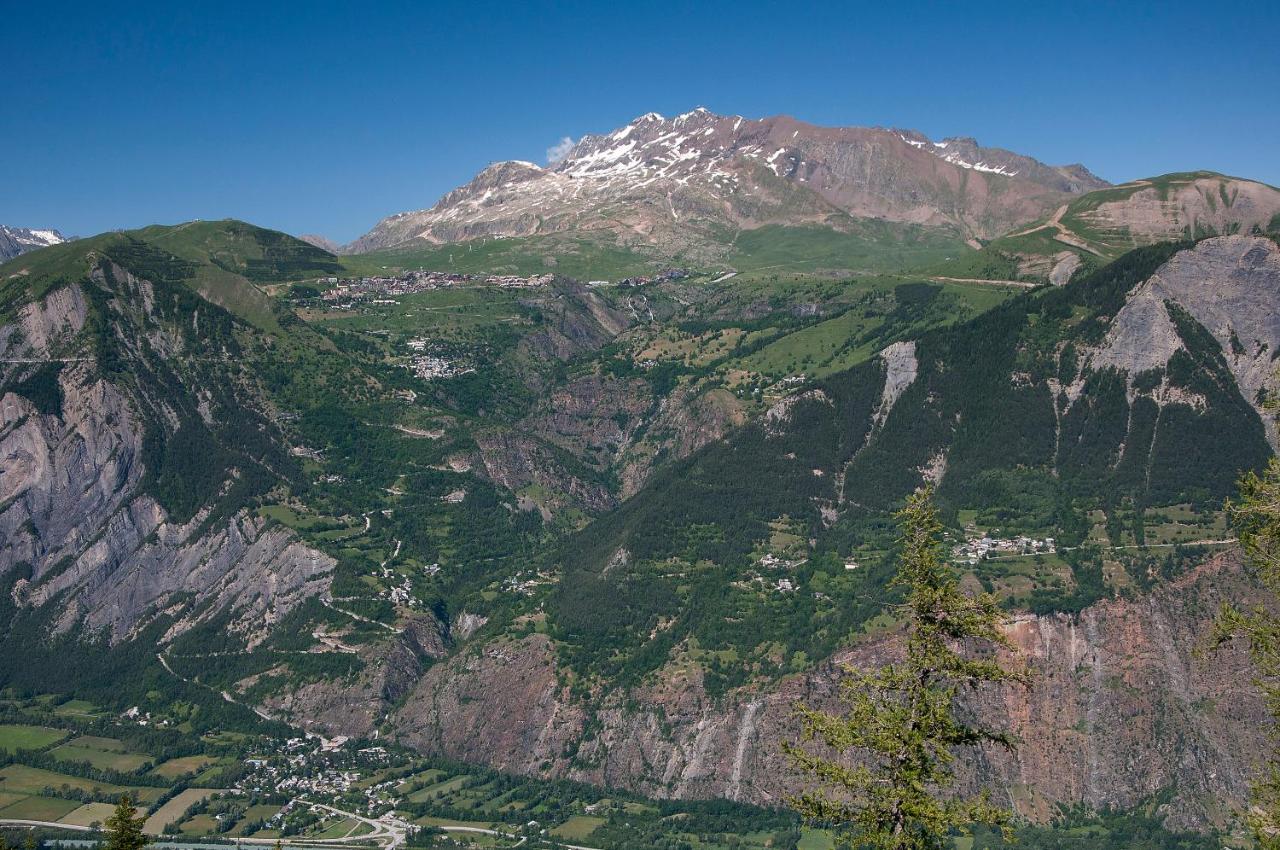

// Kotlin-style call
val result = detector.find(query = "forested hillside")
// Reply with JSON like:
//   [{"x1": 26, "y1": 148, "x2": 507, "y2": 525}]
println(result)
[{"x1": 0, "y1": 220, "x2": 1276, "y2": 838}]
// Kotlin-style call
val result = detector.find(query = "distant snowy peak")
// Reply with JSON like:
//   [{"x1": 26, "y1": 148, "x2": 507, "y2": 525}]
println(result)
[
  {"x1": 0, "y1": 225, "x2": 67, "y2": 261},
  {"x1": 349, "y1": 108, "x2": 1109, "y2": 254}
]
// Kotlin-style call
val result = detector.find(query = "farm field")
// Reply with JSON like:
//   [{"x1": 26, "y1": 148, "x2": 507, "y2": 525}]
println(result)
[
  {"x1": 51, "y1": 735, "x2": 151, "y2": 772},
  {"x1": 149, "y1": 754, "x2": 217, "y2": 779},
  {"x1": 144, "y1": 787, "x2": 223, "y2": 835},
  {"x1": 180, "y1": 813, "x2": 219, "y2": 835},
  {"x1": 549, "y1": 815, "x2": 605, "y2": 840},
  {"x1": 0, "y1": 763, "x2": 162, "y2": 803},
  {"x1": 0, "y1": 723, "x2": 68, "y2": 751},
  {"x1": 51, "y1": 700, "x2": 100, "y2": 718},
  {"x1": 0, "y1": 793, "x2": 81, "y2": 821},
  {"x1": 59, "y1": 801, "x2": 118, "y2": 827}
]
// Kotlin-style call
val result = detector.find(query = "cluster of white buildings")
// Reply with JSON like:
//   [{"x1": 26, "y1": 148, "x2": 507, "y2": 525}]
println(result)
[
  {"x1": 386, "y1": 574, "x2": 416, "y2": 607},
  {"x1": 401, "y1": 337, "x2": 474, "y2": 380},
  {"x1": 952, "y1": 534, "x2": 1056, "y2": 565},
  {"x1": 615, "y1": 268, "x2": 691, "y2": 288},
  {"x1": 237, "y1": 741, "x2": 396, "y2": 810},
  {"x1": 758, "y1": 553, "x2": 806, "y2": 570},
  {"x1": 122, "y1": 705, "x2": 170, "y2": 727},
  {"x1": 502, "y1": 572, "x2": 545, "y2": 596},
  {"x1": 241, "y1": 756, "x2": 360, "y2": 797},
  {"x1": 404, "y1": 354, "x2": 474, "y2": 380},
  {"x1": 316, "y1": 270, "x2": 552, "y2": 307}
]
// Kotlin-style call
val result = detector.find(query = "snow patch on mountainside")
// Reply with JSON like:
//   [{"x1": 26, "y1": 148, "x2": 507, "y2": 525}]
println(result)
[
  {"x1": 0, "y1": 226, "x2": 67, "y2": 262},
  {"x1": 348, "y1": 110, "x2": 1109, "y2": 255},
  {"x1": 897, "y1": 133, "x2": 1019, "y2": 175}
]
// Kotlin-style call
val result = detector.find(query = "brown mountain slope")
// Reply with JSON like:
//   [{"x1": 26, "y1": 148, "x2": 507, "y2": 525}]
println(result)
[{"x1": 350, "y1": 109, "x2": 1108, "y2": 258}]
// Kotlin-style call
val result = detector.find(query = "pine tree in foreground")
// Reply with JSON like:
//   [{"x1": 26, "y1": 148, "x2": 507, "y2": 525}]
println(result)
[
  {"x1": 104, "y1": 795, "x2": 148, "y2": 850},
  {"x1": 1215, "y1": 457, "x2": 1280, "y2": 849},
  {"x1": 783, "y1": 487, "x2": 1028, "y2": 850}
]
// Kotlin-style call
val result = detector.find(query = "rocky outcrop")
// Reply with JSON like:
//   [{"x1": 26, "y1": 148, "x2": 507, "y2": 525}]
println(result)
[
  {"x1": 1088, "y1": 235, "x2": 1280, "y2": 446},
  {"x1": 517, "y1": 282, "x2": 631, "y2": 368},
  {"x1": 1079, "y1": 176, "x2": 1280, "y2": 245},
  {"x1": 370, "y1": 553, "x2": 1263, "y2": 829},
  {"x1": 0, "y1": 282, "x2": 88, "y2": 357},
  {"x1": 873, "y1": 340, "x2": 917, "y2": 427},
  {"x1": 297, "y1": 234, "x2": 341, "y2": 254},
  {"x1": 471, "y1": 430, "x2": 614, "y2": 518},
  {"x1": 1048, "y1": 251, "x2": 1083, "y2": 286},
  {"x1": 618, "y1": 384, "x2": 746, "y2": 498},
  {"x1": 0, "y1": 279, "x2": 334, "y2": 645},
  {"x1": 263, "y1": 613, "x2": 446, "y2": 736},
  {"x1": 523, "y1": 374, "x2": 652, "y2": 472}
]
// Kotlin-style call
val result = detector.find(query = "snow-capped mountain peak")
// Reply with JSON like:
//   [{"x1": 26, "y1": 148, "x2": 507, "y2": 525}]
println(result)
[
  {"x1": 0, "y1": 225, "x2": 67, "y2": 261},
  {"x1": 348, "y1": 109, "x2": 1108, "y2": 256}
]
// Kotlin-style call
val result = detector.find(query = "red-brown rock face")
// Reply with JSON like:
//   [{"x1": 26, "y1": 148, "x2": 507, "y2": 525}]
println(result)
[{"x1": 350, "y1": 552, "x2": 1264, "y2": 829}]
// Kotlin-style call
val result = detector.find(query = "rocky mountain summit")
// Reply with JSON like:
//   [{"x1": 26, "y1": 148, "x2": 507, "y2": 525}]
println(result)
[
  {"x1": 0, "y1": 225, "x2": 65, "y2": 261},
  {"x1": 299, "y1": 233, "x2": 342, "y2": 254},
  {"x1": 350, "y1": 109, "x2": 1109, "y2": 257}
]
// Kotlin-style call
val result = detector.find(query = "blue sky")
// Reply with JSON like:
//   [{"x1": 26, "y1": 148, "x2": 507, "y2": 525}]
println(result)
[{"x1": 4, "y1": 0, "x2": 1278, "y2": 244}]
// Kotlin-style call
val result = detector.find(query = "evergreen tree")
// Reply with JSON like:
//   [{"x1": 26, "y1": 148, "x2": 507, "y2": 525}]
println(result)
[
  {"x1": 1216, "y1": 456, "x2": 1280, "y2": 849},
  {"x1": 783, "y1": 486, "x2": 1028, "y2": 849},
  {"x1": 103, "y1": 795, "x2": 148, "y2": 850}
]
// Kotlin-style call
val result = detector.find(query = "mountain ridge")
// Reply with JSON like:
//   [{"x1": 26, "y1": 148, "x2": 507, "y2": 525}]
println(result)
[{"x1": 348, "y1": 109, "x2": 1110, "y2": 258}]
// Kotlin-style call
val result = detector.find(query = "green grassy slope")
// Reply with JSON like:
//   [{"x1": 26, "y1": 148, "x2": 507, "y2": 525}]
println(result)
[
  {"x1": 342, "y1": 233, "x2": 660, "y2": 281},
  {"x1": 727, "y1": 221, "x2": 971, "y2": 274},
  {"x1": 0, "y1": 219, "x2": 341, "y2": 331},
  {"x1": 546, "y1": 239, "x2": 1273, "y2": 689}
]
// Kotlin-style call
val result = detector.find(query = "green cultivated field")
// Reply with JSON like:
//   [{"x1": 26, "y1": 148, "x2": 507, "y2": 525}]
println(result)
[
  {"x1": 0, "y1": 723, "x2": 69, "y2": 751},
  {"x1": 0, "y1": 763, "x2": 162, "y2": 803},
  {"x1": 550, "y1": 814, "x2": 605, "y2": 840},
  {"x1": 52, "y1": 700, "x2": 100, "y2": 718},
  {"x1": 0, "y1": 794, "x2": 82, "y2": 821},
  {"x1": 52, "y1": 735, "x2": 150, "y2": 771},
  {"x1": 180, "y1": 814, "x2": 219, "y2": 835}
]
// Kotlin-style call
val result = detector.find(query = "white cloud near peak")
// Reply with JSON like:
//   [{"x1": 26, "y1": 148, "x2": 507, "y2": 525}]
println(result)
[{"x1": 546, "y1": 136, "x2": 576, "y2": 164}]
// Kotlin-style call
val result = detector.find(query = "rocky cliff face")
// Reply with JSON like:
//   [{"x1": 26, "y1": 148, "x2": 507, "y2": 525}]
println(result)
[
  {"x1": 1076, "y1": 175, "x2": 1280, "y2": 246},
  {"x1": 1084, "y1": 234, "x2": 1280, "y2": 447},
  {"x1": 0, "y1": 271, "x2": 333, "y2": 646},
  {"x1": 350, "y1": 109, "x2": 1108, "y2": 256},
  {"x1": 348, "y1": 553, "x2": 1263, "y2": 830}
]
